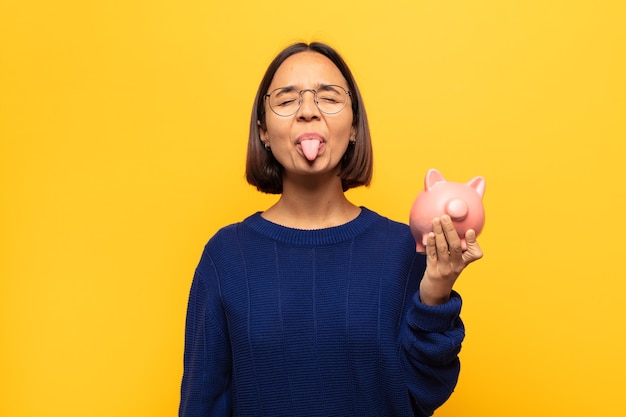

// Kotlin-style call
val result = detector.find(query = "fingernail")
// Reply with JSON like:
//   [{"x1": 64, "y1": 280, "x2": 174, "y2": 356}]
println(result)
[{"x1": 442, "y1": 215, "x2": 451, "y2": 224}]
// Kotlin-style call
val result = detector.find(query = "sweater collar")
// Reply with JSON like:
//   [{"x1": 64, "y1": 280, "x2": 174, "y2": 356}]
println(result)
[{"x1": 243, "y1": 207, "x2": 380, "y2": 246}]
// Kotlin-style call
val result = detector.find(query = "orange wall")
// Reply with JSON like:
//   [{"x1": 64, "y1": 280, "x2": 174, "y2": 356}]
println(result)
[{"x1": 1, "y1": 0, "x2": 625, "y2": 416}]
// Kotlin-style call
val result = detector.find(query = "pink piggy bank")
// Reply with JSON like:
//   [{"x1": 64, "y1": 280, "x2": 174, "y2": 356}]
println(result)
[{"x1": 409, "y1": 169, "x2": 486, "y2": 253}]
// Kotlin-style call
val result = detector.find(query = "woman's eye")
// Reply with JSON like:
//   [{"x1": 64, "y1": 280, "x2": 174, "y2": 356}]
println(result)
[{"x1": 278, "y1": 98, "x2": 297, "y2": 106}]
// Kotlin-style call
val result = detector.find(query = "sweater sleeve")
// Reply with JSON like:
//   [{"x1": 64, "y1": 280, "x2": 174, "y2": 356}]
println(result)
[
  {"x1": 400, "y1": 290, "x2": 465, "y2": 417},
  {"x1": 179, "y1": 264, "x2": 232, "y2": 417}
]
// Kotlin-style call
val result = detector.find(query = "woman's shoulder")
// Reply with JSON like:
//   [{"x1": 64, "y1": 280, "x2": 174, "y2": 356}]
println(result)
[
  {"x1": 362, "y1": 207, "x2": 412, "y2": 233},
  {"x1": 205, "y1": 213, "x2": 261, "y2": 246},
  {"x1": 194, "y1": 214, "x2": 262, "y2": 272}
]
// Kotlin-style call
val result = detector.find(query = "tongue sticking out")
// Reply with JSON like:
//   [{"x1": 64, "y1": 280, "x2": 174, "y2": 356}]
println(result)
[{"x1": 301, "y1": 139, "x2": 321, "y2": 161}]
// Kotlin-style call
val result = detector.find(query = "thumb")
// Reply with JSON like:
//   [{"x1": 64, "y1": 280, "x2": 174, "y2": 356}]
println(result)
[{"x1": 462, "y1": 229, "x2": 484, "y2": 264}]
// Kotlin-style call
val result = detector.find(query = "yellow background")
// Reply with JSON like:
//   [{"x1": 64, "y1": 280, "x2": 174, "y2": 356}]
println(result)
[{"x1": 1, "y1": 0, "x2": 625, "y2": 416}]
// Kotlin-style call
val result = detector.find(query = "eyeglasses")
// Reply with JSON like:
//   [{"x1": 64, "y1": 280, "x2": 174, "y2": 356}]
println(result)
[{"x1": 265, "y1": 85, "x2": 351, "y2": 117}]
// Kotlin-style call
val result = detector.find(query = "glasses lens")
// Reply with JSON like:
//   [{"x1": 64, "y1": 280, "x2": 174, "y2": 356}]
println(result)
[
  {"x1": 267, "y1": 85, "x2": 349, "y2": 116},
  {"x1": 315, "y1": 85, "x2": 348, "y2": 114},
  {"x1": 268, "y1": 88, "x2": 301, "y2": 116}
]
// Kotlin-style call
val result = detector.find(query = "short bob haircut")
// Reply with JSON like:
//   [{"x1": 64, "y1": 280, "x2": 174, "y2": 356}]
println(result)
[{"x1": 246, "y1": 42, "x2": 373, "y2": 194}]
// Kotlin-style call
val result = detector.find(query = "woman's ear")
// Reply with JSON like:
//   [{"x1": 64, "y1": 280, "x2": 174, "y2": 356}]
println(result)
[{"x1": 257, "y1": 120, "x2": 269, "y2": 144}]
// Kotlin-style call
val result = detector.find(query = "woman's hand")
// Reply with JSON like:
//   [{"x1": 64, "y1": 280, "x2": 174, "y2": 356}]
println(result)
[{"x1": 419, "y1": 215, "x2": 483, "y2": 306}]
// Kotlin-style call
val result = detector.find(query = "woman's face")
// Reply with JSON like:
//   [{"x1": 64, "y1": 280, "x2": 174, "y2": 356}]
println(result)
[{"x1": 259, "y1": 51, "x2": 356, "y2": 183}]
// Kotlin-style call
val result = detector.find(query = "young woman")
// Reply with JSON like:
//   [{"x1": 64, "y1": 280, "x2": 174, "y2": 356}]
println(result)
[{"x1": 179, "y1": 42, "x2": 483, "y2": 417}]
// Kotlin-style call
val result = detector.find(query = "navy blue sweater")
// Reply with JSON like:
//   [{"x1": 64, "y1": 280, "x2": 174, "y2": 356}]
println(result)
[{"x1": 180, "y1": 207, "x2": 464, "y2": 417}]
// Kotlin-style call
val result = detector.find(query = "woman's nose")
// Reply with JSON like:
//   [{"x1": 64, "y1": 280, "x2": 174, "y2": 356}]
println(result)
[{"x1": 297, "y1": 90, "x2": 320, "y2": 120}]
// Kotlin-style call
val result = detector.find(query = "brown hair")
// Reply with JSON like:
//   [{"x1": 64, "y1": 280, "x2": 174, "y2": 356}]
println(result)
[{"x1": 245, "y1": 42, "x2": 373, "y2": 194}]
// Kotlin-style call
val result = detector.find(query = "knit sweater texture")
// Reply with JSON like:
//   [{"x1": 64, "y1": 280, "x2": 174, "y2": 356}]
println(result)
[{"x1": 179, "y1": 207, "x2": 464, "y2": 417}]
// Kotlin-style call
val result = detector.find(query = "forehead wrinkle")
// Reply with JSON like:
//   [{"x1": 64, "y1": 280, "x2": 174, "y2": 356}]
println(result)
[{"x1": 272, "y1": 82, "x2": 345, "y2": 93}]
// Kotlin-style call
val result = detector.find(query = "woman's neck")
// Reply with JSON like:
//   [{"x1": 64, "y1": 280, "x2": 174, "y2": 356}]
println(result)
[{"x1": 261, "y1": 176, "x2": 361, "y2": 230}]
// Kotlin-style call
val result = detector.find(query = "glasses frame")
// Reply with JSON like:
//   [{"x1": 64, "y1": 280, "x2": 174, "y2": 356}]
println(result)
[{"x1": 264, "y1": 85, "x2": 352, "y2": 117}]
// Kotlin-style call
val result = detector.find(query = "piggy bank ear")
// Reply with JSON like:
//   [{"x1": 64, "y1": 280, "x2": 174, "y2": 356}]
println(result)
[
  {"x1": 425, "y1": 169, "x2": 446, "y2": 190},
  {"x1": 467, "y1": 176, "x2": 486, "y2": 197}
]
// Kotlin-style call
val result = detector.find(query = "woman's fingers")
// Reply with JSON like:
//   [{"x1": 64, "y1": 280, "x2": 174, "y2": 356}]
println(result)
[
  {"x1": 433, "y1": 217, "x2": 451, "y2": 260},
  {"x1": 427, "y1": 216, "x2": 478, "y2": 271}
]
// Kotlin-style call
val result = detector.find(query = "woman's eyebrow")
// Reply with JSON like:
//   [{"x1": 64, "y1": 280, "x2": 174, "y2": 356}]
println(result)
[
  {"x1": 317, "y1": 84, "x2": 341, "y2": 91},
  {"x1": 274, "y1": 85, "x2": 297, "y2": 91}
]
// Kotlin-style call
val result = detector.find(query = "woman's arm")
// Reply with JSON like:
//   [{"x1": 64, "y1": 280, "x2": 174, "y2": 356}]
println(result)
[
  {"x1": 179, "y1": 263, "x2": 232, "y2": 417},
  {"x1": 401, "y1": 215, "x2": 483, "y2": 415},
  {"x1": 400, "y1": 290, "x2": 464, "y2": 416}
]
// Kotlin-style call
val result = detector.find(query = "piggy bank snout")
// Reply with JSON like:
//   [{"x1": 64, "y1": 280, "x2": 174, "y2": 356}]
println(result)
[{"x1": 445, "y1": 198, "x2": 468, "y2": 222}]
